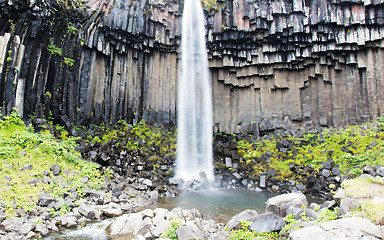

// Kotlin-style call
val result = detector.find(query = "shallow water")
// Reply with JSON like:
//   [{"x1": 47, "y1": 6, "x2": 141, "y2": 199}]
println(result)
[
  {"x1": 149, "y1": 188, "x2": 275, "y2": 222},
  {"x1": 45, "y1": 188, "x2": 275, "y2": 239}
]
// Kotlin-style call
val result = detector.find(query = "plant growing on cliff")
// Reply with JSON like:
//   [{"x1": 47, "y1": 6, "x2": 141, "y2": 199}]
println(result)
[
  {"x1": 47, "y1": 44, "x2": 62, "y2": 56},
  {"x1": 64, "y1": 57, "x2": 75, "y2": 67}
]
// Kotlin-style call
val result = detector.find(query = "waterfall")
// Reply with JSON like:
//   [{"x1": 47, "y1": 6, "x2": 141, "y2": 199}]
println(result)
[{"x1": 175, "y1": 0, "x2": 214, "y2": 184}]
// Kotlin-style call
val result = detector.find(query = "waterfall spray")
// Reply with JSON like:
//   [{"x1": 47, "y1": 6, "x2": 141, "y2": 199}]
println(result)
[{"x1": 175, "y1": 0, "x2": 214, "y2": 185}]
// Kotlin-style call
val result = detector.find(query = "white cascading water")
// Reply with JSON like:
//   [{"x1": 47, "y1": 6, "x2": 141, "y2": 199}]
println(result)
[{"x1": 176, "y1": 0, "x2": 214, "y2": 184}]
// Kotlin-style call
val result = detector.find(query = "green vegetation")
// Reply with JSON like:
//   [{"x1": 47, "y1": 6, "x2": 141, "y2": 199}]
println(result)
[
  {"x1": 0, "y1": 111, "x2": 111, "y2": 217},
  {"x1": 64, "y1": 57, "x2": 75, "y2": 67},
  {"x1": 47, "y1": 44, "x2": 63, "y2": 56},
  {"x1": 228, "y1": 220, "x2": 279, "y2": 240},
  {"x1": 84, "y1": 120, "x2": 176, "y2": 173},
  {"x1": 201, "y1": 0, "x2": 227, "y2": 12},
  {"x1": 233, "y1": 119, "x2": 384, "y2": 180},
  {"x1": 160, "y1": 217, "x2": 184, "y2": 240},
  {"x1": 282, "y1": 207, "x2": 339, "y2": 233},
  {"x1": 67, "y1": 24, "x2": 78, "y2": 35}
]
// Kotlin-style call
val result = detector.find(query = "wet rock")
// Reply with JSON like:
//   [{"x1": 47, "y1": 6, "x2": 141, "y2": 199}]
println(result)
[
  {"x1": 249, "y1": 212, "x2": 285, "y2": 233},
  {"x1": 376, "y1": 166, "x2": 384, "y2": 177},
  {"x1": 225, "y1": 209, "x2": 259, "y2": 231}
]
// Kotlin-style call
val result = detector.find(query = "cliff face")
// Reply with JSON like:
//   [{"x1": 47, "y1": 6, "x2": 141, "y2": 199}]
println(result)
[{"x1": 0, "y1": 0, "x2": 383, "y2": 133}]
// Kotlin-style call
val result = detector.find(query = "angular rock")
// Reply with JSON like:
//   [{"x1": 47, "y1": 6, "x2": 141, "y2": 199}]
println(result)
[
  {"x1": 101, "y1": 208, "x2": 122, "y2": 218},
  {"x1": 35, "y1": 223, "x2": 49, "y2": 235},
  {"x1": 37, "y1": 193, "x2": 57, "y2": 206},
  {"x1": 176, "y1": 221, "x2": 203, "y2": 240},
  {"x1": 290, "y1": 217, "x2": 384, "y2": 240},
  {"x1": 225, "y1": 209, "x2": 259, "y2": 231},
  {"x1": 339, "y1": 197, "x2": 360, "y2": 215},
  {"x1": 266, "y1": 192, "x2": 308, "y2": 217},
  {"x1": 78, "y1": 205, "x2": 95, "y2": 219},
  {"x1": 60, "y1": 216, "x2": 78, "y2": 228},
  {"x1": 108, "y1": 213, "x2": 143, "y2": 236},
  {"x1": 133, "y1": 217, "x2": 152, "y2": 236},
  {"x1": 1, "y1": 217, "x2": 24, "y2": 232},
  {"x1": 249, "y1": 212, "x2": 285, "y2": 233},
  {"x1": 322, "y1": 160, "x2": 335, "y2": 170},
  {"x1": 19, "y1": 222, "x2": 35, "y2": 235},
  {"x1": 152, "y1": 219, "x2": 171, "y2": 237}
]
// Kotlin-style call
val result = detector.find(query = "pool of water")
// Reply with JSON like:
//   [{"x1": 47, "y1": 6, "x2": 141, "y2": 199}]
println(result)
[
  {"x1": 45, "y1": 188, "x2": 275, "y2": 239},
  {"x1": 148, "y1": 188, "x2": 275, "y2": 222}
]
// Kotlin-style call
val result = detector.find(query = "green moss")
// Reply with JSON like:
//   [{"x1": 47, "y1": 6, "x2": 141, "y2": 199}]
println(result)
[
  {"x1": 234, "y1": 120, "x2": 384, "y2": 181},
  {"x1": 0, "y1": 111, "x2": 111, "y2": 217}
]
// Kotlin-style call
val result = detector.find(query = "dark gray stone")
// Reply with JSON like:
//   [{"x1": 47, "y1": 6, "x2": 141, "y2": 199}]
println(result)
[
  {"x1": 331, "y1": 167, "x2": 340, "y2": 176},
  {"x1": 322, "y1": 160, "x2": 335, "y2": 170},
  {"x1": 50, "y1": 165, "x2": 61, "y2": 175},
  {"x1": 37, "y1": 193, "x2": 57, "y2": 206},
  {"x1": 321, "y1": 169, "x2": 331, "y2": 178}
]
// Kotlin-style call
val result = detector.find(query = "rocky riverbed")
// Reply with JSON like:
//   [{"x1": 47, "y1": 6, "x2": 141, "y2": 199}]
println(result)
[{"x1": 1, "y1": 170, "x2": 384, "y2": 239}]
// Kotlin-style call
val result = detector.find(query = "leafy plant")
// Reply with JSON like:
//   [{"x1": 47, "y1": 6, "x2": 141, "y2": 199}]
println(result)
[
  {"x1": 64, "y1": 57, "x2": 75, "y2": 67},
  {"x1": 228, "y1": 220, "x2": 278, "y2": 240},
  {"x1": 47, "y1": 44, "x2": 62, "y2": 56},
  {"x1": 160, "y1": 217, "x2": 184, "y2": 240}
]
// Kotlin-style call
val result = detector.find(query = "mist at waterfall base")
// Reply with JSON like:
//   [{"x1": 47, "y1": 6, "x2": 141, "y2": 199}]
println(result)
[{"x1": 174, "y1": 0, "x2": 214, "y2": 187}]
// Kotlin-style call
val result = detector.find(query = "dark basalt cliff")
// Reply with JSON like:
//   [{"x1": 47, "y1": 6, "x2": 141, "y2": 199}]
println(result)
[{"x1": 0, "y1": 0, "x2": 384, "y2": 133}]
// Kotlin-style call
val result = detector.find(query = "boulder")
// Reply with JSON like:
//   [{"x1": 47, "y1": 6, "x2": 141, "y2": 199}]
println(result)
[
  {"x1": 266, "y1": 192, "x2": 308, "y2": 217},
  {"x1": 35, "y1": 223, "x2": 49, "y2": 235},
  {"x1": 152, "y1": 219, "x2": 171, "y2": 237},
  {"x1": 19, "y1": 222, "x2": 35, "y2": 235},
  {"x1": 107, "y1": 213, "x2": 143, "y2": 236},
  {"x1": 289, "y1": 217, "x2": 384, "y2": 240},
  {"x1": 134, "y1": 217, "x2": 153, "y2": 236},
  {"x1": 60, "y1": 216, "x2": 77, "y2": 228},
  {"x1": 1, "y1": 217, "x2": 24, "y2": 232},
  {"x1": 249, "y1": 212, "x2": 285, "y2": 233},
  {"x1": 37, "y1": 193, "x2": 57, "y2": 206},
  {"x1": 78, "y1": 205, "x2": 95, "y2": 219},
  {"x1": 176, "y1": 221, "x2": 203, "y2": 240},
  {"x1": 101, "y1": 208, "x2": 122, "y2": 218},
  {"x1": 225, "y1": 209, "x2": 259, "y2": 231},
  {"x1": 339, "y1": 197, "x2": 360, "y2": 215}
]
